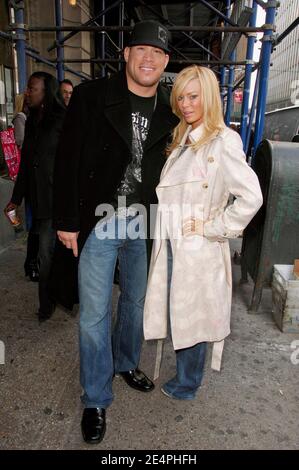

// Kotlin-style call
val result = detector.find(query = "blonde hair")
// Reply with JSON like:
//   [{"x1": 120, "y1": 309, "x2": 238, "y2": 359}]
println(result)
[
  {"x1": 168, "y1": 65, "x2": 225, "y2": 154},
  {"x1": 14, "y1": 93, "x2": 25, "y2": 115}
]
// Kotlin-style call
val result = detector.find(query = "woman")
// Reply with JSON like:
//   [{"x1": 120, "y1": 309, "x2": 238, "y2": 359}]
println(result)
[
  {"x1": 144, "y1": 65, "x2": 263, "y2": 400},
  {"x1": 12, "y1": 93, "x2": 39, "y2": 282},
  {"x1": 6, "y1": 72, "x2": 65, "y2": 322}
]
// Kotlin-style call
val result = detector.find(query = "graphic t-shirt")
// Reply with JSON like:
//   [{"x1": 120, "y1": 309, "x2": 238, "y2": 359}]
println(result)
[{"x1": 114, "y1": 91, "x2": 156, "y2": 206}]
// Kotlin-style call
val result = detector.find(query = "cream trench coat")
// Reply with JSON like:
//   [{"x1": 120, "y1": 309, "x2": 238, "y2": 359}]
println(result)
[{"x1": 144, "y1": 124, "x2": 263, "y2": 371}]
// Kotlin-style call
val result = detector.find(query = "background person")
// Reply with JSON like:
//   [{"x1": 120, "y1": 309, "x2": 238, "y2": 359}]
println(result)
[
  {"x1": 59, "y1": 79, "x2": 73, "y2": 107},
  {"x1": 6, "y1": 72, "x2": 65, "y2": 322},
  {"x1": 12, "y1": 93, "x2": 39, "y2": 282}
]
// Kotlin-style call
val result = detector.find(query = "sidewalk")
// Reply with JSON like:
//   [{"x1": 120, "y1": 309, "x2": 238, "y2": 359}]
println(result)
[{"x1": 0, "y1": 236, "x2": 298, "y2": 450}]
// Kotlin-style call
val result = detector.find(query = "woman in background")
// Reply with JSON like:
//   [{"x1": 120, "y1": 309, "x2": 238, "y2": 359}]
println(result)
[
  {"x1": 7, "y1": 72, "x2": 65, "y2": 321},
  {"x1": 12, "y1": 93, "x2": 39, "y2": 282}
]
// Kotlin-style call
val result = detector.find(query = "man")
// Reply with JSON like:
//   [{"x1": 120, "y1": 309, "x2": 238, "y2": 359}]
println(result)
[
  {"x1": 59, "y1": 78, "x2": 73, "y2": 106},
  {"x1": 7, "y1": 72, "x2": 65, "y2": 321},
  {"x1": 52, "y1": 20, "x2": 179, "y2": 444}
]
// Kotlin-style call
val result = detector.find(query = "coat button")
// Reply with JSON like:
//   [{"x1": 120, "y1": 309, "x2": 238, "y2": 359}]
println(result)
[
  {"x1": 208, "y1": 156, "x2": 214, "y2": 163},
  {"x1": 79, "y1": 198, "x2": 84, "y2": 207},
  {"x1": 33, "y1": 163, "x2": 39, "y2": 168},
  {"x1": 202, "y1": 183, "x2": 208, "y2": 189},
  {"x1": 103, "y1": 144, "x2": 109, "y2": 151},
  {"x1": 89, "y1": 171, "x2": 94, "y2": 179}
]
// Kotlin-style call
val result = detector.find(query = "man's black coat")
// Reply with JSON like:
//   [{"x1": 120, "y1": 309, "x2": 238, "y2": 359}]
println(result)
[{"x1": 51, "y1": 71, "x2": 179, "y2": 309}]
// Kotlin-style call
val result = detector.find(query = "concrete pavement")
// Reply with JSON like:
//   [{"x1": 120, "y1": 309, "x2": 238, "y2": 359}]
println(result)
[{"x1": 0, "y1": 236, "x2": 298, "y2": 450}]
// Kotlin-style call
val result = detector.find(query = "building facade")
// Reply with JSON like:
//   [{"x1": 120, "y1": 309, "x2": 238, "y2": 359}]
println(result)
[
  {"x1": 266, "y1": 0, "x2": 299, "y2": 111},
  {"x1": 0, "y1": 0, "x2": 93, "y2": 175}
]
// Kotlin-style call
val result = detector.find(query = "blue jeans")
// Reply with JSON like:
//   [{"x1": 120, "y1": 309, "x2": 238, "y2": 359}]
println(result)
[
  {"x1": 163, "y1": 343, "x2": 207, "y2": 400},
  {"x1": 78, "y1": 214, "x2": 147, "y2": 409},
  {"x1": 164, "y1": 241, "x2": 207, "y2": 400}
]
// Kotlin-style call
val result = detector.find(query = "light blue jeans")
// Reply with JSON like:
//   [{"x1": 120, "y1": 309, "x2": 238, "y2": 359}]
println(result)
[
  {"x1": 78, "y1": 214, "x2": 147, "y2": 409},
  {"x1": 164, "y1": 240, "x2": 207, "y2": 400}
]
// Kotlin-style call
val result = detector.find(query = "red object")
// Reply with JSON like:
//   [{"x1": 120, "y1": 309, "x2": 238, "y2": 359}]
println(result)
[
  {"x1": 0, "y1": 127, "x2": 21, "y2": 181},
  {"x1": 234, "y1": 89, "x2": 243, "y2": 104}
]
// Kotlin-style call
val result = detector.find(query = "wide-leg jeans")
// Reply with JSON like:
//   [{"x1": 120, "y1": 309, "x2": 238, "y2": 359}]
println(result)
[
  {"x1": 164, "y1": 240, "x2": 207, "y2": 399},
  {"x1": 78, "y1": 214, "x2": 147, "y2": 409}
]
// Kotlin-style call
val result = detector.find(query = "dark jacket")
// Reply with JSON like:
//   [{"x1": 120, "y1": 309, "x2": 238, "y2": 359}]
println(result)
[
  {"x1": 51, "y1": 71, "x2": 179, "y2": 309},
  {"x1": 11, "y1": 104, "x2": 65, "y2": 219}
]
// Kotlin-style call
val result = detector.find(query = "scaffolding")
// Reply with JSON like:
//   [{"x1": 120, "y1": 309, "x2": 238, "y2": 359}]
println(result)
[{"x1": 1, "y1": 0, "x2": 297, "y2": 156}]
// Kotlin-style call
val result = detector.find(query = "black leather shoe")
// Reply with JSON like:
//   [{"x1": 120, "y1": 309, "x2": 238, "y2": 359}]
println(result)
[
  {"x1": 120, "y1": 368, "x2": 155, "y2": 392},
  {"x1": 81, "y1": 408, "x2": 106, "y2": 444},
  {"x1": 38, "y1": 311, "x2": 52, "y2": 323}
]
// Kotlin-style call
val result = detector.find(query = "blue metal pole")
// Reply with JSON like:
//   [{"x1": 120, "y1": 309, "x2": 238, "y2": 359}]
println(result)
[
  {"x1": 223, "y1": 0, "x2": 231, "y2": 119},
  {"x1": 55, "y1": 0, "x2": 64, "y2": 81},
  {"x1": 240, "y1": 1, "x2": 258, "y2": 146},
  {"x1": 245, "y1": 68, "x2": 259, "y2": 156},
  {"x1": 25, "y1": 50, "x2": 58, "y2": 69},
  {"x1": 64, "y1": 66, "x2": 89, "y2": 81},
  {"x1": 0, "y1": 31, "x2": 12, "y2": 40},
  {"x1": 25, "y1": 50, "x2": 89, "y2": 81},
  {"x1": 225, "y1": 50, "x2": 236, "y2": 126},
  {"x1": 14, "y1": 2, "x2": 27, "y2": 92},
  {"x1": 220, "y1": 66, "x2": 226, "y2": 106},
  {"x1": 252, "y1": 0, "x2": 278, "y2": 155}
]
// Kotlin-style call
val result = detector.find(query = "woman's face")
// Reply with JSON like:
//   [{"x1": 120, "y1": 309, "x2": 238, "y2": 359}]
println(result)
[{"x1": 177, "y1": 78, "x2": 203, "y2": 129}]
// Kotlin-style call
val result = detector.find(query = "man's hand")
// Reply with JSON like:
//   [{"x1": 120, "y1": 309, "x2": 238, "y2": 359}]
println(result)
[
  {"x1": 57, "y1": 231, "x2": 79, "y2": 257},
  {"x1": 5, "y1": 201, "x2": 17, "y2": 212}
]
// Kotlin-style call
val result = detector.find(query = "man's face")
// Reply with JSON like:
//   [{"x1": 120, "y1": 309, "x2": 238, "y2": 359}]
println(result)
[
  {"x1": 124, "y1": 45, "x2": 169, "y2": 93},
  {"x1": 25, "y1": 77, "x2": 45, "y2": 108},
  {"x1": 60, "y1": 83, "x2": 73, "y2": 106}
]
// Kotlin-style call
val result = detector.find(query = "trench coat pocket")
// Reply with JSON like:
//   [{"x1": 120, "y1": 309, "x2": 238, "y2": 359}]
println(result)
[
  {"x1": 203, "y1": 218, "x2": 224, "y2": 241},
  {"x1": 203, "y1": 217, "x2": 240, "y2": 242}
]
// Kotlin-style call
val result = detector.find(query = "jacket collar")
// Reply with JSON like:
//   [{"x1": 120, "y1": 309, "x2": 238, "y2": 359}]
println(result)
[
  {"x1": 188, "y1": 123, "x2": 205, "y2": 143},
  {"x1": 168, "y1": 123, "x2": 206, "y2": 161},
  {"x1": 104, "y1": 71, "x2": 132, "y2": 150},
  {"x1": 104, "y1": 70, "x2": 179, "y2": 151},
  {"x1": 189, "y1": 123, "x2": 223, "y2": 146},
  {"x1": 105, "y1": 70, "x2": 129, "y2": 107}
]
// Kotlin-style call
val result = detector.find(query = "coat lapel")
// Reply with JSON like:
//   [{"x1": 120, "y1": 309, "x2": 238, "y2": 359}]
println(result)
[
  {"x1": 144, "y1": 85, "x2": 179, "y2": 152},
  {"x1": 104, "y1": 72, "x2": 132, "y2": 151},
  {"x1": 103, "y1": 72, "x2": 178, "y2": 155},
  {"x1": 158, "y1": 126, "x2": 206, "y2": 188}
]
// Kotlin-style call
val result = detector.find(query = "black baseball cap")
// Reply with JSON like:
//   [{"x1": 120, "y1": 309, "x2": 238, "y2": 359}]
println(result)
[{"x1": 128, "y1": 20, "x2": 169, "y2": 53}]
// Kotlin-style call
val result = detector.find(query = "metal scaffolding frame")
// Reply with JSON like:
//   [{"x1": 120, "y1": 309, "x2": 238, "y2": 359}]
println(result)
[
  {"x1": 54, "y1": 0, "x2": 64, "y2": 82},
  {"x1": 240, "y1": 1, "x2": 258, "y2": 144},
  {"x1": 1, "y1": 0, "x2": 290, "y2": 154},
  {"x1": 251, "y1": 0, "x2": 277, "y2": 156}
]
